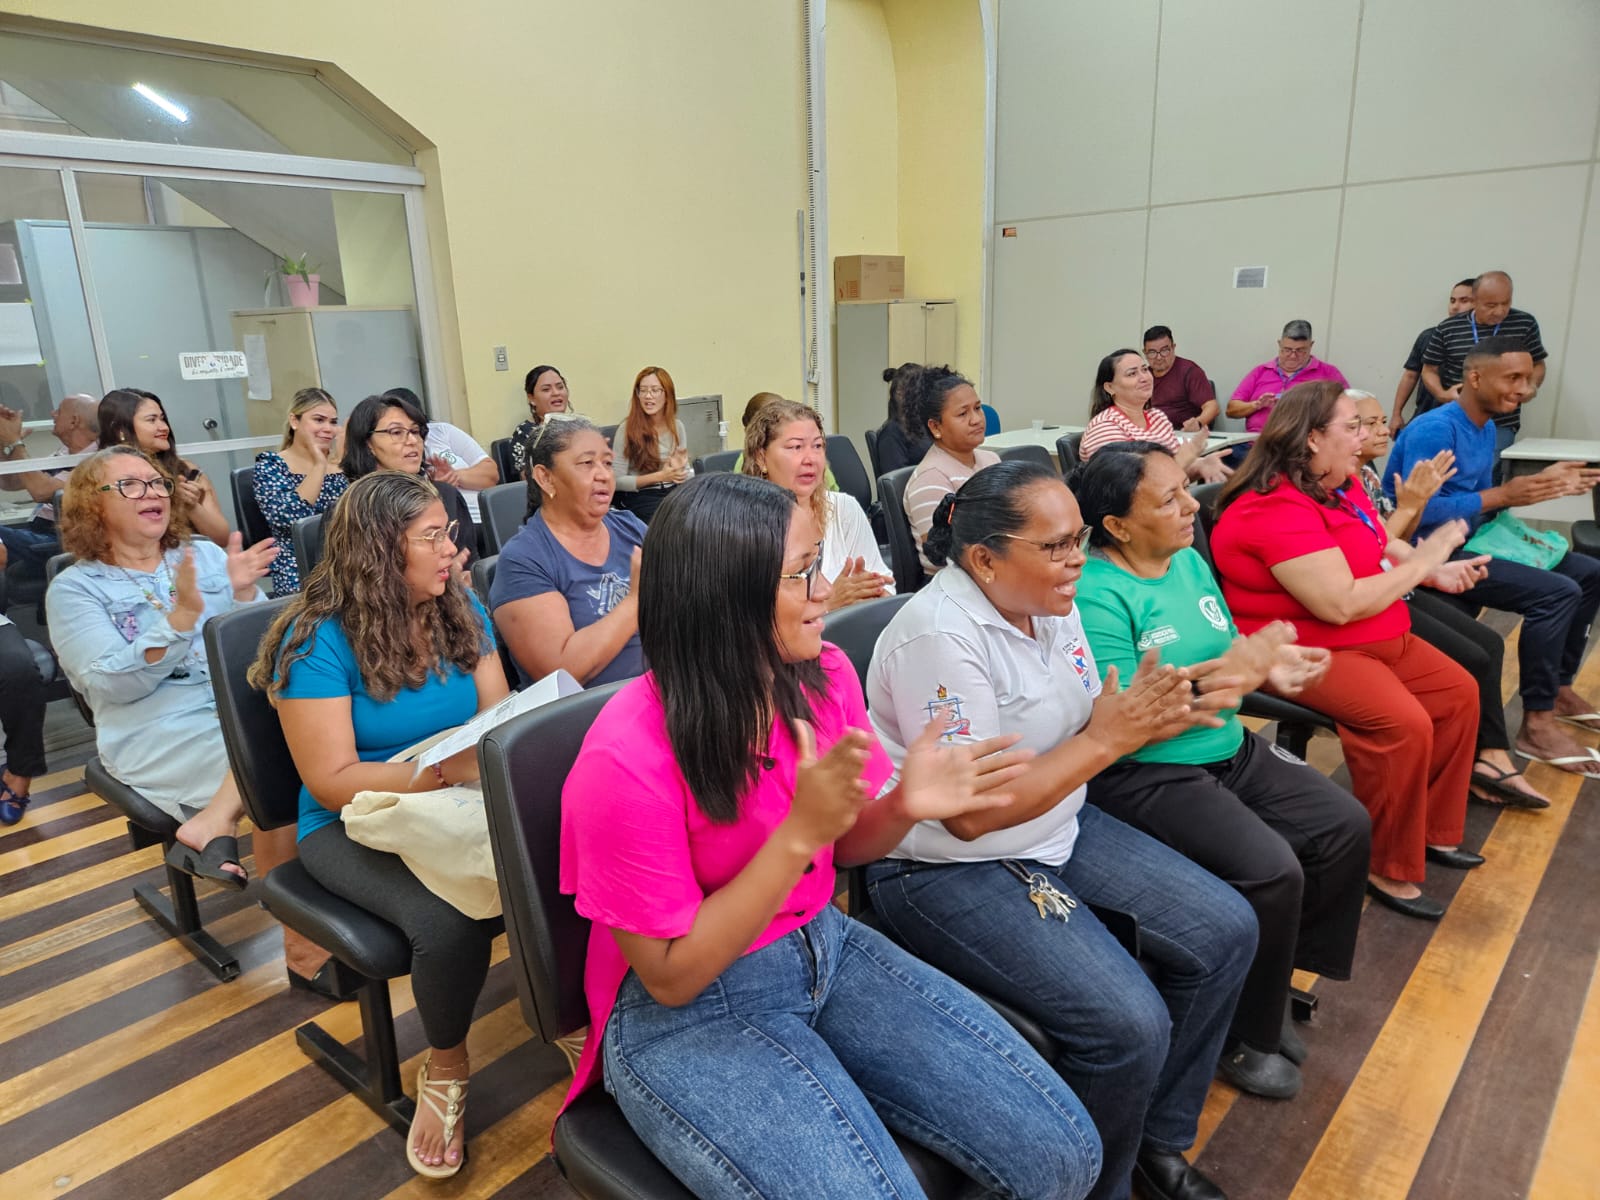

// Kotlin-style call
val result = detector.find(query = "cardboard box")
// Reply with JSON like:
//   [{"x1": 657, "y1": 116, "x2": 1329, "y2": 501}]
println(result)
[{"x1": 834, "y1": 255, "x2": 905, "y2": 302}]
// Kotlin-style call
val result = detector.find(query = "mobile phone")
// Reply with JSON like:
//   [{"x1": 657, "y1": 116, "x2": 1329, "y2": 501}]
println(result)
[{"x1": 183, "y1": 467, "x2": 201, "y2": 482}]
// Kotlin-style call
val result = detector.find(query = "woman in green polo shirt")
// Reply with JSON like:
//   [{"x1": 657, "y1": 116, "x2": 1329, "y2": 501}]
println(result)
[{"x1": 1072, "y1": 441, "x2": 1370, "y2": 1100}]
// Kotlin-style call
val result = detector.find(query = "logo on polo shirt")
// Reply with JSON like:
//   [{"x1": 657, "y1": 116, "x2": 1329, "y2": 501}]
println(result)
[
  {"x1": 1064, "y1": 635, "x2": 1096, "y2": 696},
  {"x1": 1137, "y1": 625, "x2": 1179, "y2": 651},
  {"x1": 925, "y1": 684, "x2": 973, "y2": 742},
  {"x1": 1199, "y1": 595, "x2": 1228, "y2": 630}
]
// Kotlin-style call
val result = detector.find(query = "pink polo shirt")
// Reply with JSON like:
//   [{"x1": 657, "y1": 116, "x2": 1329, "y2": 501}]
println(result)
[
  {"x1": 558, "y1": 643, "x2": 894, "y2": 1105},
  {"x1": 1231, "y1": 358, "x2": 1349, "y2": 431}
]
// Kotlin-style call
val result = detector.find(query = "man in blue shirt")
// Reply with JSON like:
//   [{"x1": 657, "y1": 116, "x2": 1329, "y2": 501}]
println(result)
[{"x1": 1388, "y1": 337, "x2": 1600, "y2": 776}]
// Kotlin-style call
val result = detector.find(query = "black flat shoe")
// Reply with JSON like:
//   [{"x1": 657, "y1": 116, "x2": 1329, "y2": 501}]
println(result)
[
  {"x1": 1279, "y1": 1014, "x2": 1307, "y2": 1066},
  {"x1": 1365, "y1": 881, "x2": 1445, "y2": 920},
  {"x1": 1425, "y1": 846, "x2": 1485, "y2": 869},
  {"x1": 1216, "y1": 1041, "x2": 1301, "y2": 1099},
  {"x1": 1134, "y1": 1148, "x2": 1226, "y2": 1200}
]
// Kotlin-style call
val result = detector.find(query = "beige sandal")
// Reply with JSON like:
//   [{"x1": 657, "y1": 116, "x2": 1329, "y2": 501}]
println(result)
[{"x1": 406, "y1": 1056, "x2": 469, "y2": 1179}]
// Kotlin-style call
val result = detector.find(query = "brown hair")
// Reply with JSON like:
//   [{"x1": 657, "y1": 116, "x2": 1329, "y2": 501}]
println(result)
[
  {"x1": 59, "y1": 446, "x2": 189, "y2": 562},
  {"x1": 282, "y1": 387, "x2": 337, "y2": 449},
  {"x1": 741, "y1": 391, "x2": 785, "y2": 428},
  {"x1": 621, "y1": 366, "x2": 678, "y2": 475},
  {"x1": 740, "y1": 399, "x2": 829, "y2": 539},
  {"x1": 1216, "y1": 380, "x2": 1348, "y2": 515},
  {"x1": 249, "y1": 471, "x2": 490, "y2": 703}
]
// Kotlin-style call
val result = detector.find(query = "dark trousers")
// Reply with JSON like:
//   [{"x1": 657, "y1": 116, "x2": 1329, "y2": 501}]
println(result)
[
  {"x1": 0, "y1": 518, "x2": 59, "y2": 575},
  {"x1": 298, "y1": 822, "x2": 499, "y2": 1049},
  {"x1": 1428, "y1": 550, "x2": 1600, "y2": 711},
  {"x1": 1088, "y1": 731, "x2": 1369, "y2": 1053},
  {"x1": 1409, "y1": 590, "x2": 1509, "y2": 751},
  {"x1": 0, "y1": 623, "x2": 48, "y2": 777}
]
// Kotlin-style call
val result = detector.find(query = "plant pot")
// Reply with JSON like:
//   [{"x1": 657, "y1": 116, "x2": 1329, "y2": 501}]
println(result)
[{"x1": 284, "y1": 274, "x2": 321, "y2": 307}]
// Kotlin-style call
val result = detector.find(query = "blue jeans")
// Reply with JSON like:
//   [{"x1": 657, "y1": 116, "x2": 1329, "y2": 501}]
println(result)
[
  {"x1": 1433, "y1": 550, "x2": 1600, "y2": 710},
  {"x1": 604, "y1": 901, "x2": 1101, "y2": 1200},
  {"x1": 0, "y1": 521, "x2": 58, "y2": 574},
  {"x1": 865, "y1": 805, "x2": 1256, "y2": 1200}
]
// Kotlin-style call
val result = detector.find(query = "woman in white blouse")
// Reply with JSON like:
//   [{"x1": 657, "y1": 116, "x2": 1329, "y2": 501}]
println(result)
[{"x1": 742, "y1": 399, "x2": 893, "y2": 611}]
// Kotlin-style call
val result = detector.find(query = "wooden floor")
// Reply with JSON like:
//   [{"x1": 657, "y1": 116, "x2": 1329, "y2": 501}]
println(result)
[{"x1": 3, "y1": 616, "x2": 1599, "y2": 1199}]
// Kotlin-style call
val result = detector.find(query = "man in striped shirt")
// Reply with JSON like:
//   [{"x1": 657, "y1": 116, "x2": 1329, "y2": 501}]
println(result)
[{"x1": 1421, "y1": 271, "x2": 1547, "y2": 455}]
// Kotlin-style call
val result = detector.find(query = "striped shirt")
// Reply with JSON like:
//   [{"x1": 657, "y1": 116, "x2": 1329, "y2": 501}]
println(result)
[
  {"x1": 904, "y1": 443, "x2": 1000, "y2": 574},
  {"x1": 1079, "y1": 405, "x2": 1180, "y2": 462},
  {"x1": 1422, "y1": 308, "x2": 1546, "y2": 428}
]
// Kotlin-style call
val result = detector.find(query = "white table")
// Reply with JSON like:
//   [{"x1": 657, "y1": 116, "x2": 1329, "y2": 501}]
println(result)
[{"x1": 1500, "y1": 438, "x2": 1600, "y2": 465}]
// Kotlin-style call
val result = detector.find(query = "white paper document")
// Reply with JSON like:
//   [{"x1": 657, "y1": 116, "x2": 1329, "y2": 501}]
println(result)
[
  {"x1": 402, "y1": 669, "x2": 584, "y2": 775},
  {"x1": 243, "y1": 334, "x2": 272, "y2": 400},
  {"x1": 178, "y1": 350, "x2": 250, "y2": 380}
]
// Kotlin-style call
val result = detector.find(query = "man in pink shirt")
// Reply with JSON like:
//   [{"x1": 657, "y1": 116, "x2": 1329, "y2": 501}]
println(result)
[{"x1": 1229, "y1": 319, "x2": 1349, "y2": 433}]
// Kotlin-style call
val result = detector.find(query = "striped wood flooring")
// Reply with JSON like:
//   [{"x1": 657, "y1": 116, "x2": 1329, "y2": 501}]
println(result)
[{"x1": 3, "y1": 615, "x2": 1599, "y2": 1198}]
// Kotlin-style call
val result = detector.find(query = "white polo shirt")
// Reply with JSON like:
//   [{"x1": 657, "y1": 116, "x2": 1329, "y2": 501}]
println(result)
[
  {"x1": 865, "y1": 563, "x2": 1100, "y2": 865},
  {"x1": 425, "y1": 421, "x2": 492, "y2": 521}
]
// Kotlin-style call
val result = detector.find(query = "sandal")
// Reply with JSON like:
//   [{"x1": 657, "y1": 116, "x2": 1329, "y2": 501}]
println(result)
[
  {"x1": 0, "y1": 773, "x2": 30, "y2": 826},
  {"x1": 406, "y1": 1056, "x2": 468, "y2": 1179},
  {"x1": 1470, "y1": 760, "x2": 1551, "y2": 810},
  {"x1": 1515, "y1": 743, "x2": 1600, "y2": 777},
  {"x1": 163, "y1": 835, "x2": 248, "y2": 891},
  {"x1": 1555, "y1": 711, "x2": 1600, "y2": 733}
]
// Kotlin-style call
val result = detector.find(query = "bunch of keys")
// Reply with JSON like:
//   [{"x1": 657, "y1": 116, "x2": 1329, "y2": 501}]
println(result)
[{"x1": 1002, "y1": 859, "x2": 1077, "y2": 923}]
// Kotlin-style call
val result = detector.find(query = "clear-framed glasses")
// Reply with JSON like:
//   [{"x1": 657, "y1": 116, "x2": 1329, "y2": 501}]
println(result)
[
  {"x1": 98, "y1": 476, "x2": 175, "y2": 499},
  {"x1": 779, "y1": 544, "x2": 825, "y2": 599},
  {"x1": 374, "y1": 425, "x2": 425, "y2": 442},
  {"x1": 407, "y1": 519, "x2": 460, "y2": 549},
  {"x1": 1323, "y1": 418, "x2": 1363, "y2": 435},
  {"x1": 998, "y1": 526, "x2": 1093, "y2": 561},
  {"x1": 637, "y1": 385, "x2": 665, "y2": 398}
]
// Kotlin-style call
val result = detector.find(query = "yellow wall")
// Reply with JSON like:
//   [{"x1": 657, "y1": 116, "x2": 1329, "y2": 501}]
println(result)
[
  {"x1": 8, "y1": 2, "x2": 811, "y2": 442},
  {"x1": 825, "y1": 0, "x2": 900, "y2": 258}
]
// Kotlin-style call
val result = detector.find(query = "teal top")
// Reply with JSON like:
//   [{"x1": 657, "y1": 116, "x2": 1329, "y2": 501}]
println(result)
[{"x1": 1076, "y1": 546, "x2": 1244, "y2": 765}]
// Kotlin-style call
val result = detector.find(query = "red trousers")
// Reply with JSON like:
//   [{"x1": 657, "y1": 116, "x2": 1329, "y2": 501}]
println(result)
[{"x1": 1289, "y1": 633, "x2": 1476, "y2": 882}]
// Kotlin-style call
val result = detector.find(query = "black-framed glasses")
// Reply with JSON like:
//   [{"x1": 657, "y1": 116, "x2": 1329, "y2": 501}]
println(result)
[
  {"x1": 779, "y1": 543, "x2": 825, "y2": 599},
  {"x1": 407, "y1": 519, "x2": 460, "y2": 549},
  {"x1": 374, "y1": 425, "x2": 425, "y2": 442},
  {"x1": 98, "y1": 476, "x2": 175, "y2": 499},
  {"x1": 998, "y1": 526, "x2": 1092, "y2": 561}
]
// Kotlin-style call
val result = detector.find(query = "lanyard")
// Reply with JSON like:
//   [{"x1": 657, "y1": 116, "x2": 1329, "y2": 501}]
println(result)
[
  {"x1": 1469, "y1": 313, "x2": 1502, "y2": 344},
  {"x1": 1335, "y1": 485, "x2": 1385, "y2": 547},
  {"x1": 1274, "y1": 361, "x2": 1308, "y2": 391}
]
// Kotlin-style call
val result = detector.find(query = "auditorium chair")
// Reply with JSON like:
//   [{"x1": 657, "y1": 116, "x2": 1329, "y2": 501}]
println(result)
[
  {"x1": 470, "y1": 554, "x2": 521, "y2": 686},
  {"x1": 690, "y1": 448, "x2": 740, "y2": 476},
  {"x1": 479, "y1": 686, "x2": 975, "y2": 1199},
  {"x1": 826, "y1": 434, "x2": 874, "y2": 514},
  {"x1": 1056, "y1": 432, "x2": 1085, "y2": 473},
  {"x1": 479, "y1": 481, "x2": 527, "y2": 557},
  {"x1": 230, "y1": 465, "x2": 273, "y2": 549},
  {"x1": 877, "y1": 466, "x2": 927, "y2": 595},
  {"x1": 1569, "y1": 484, "x2": 1600, "y2": 560},
  {"x1": 997, "y1": 443, "x2": 1055, "y2": 473},
  {"x1": 290, "y1": 512, "x2": 326, "y2": 581},
  {"x1": 489, "y1": 437, "x2": 517, "y2": 484},
  {"x1": 863, "y1": 427, "x2": 884, "y2": 481},
  {"x1": 206, "y1": 599, "x2": 417, "y2": 1133}
]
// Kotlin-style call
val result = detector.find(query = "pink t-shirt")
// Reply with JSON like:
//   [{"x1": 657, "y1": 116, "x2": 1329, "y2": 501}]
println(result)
[
  {"x1": 558, "y1": 643, "x2": 894, "y2": 1104},
  {"x1": 1231, "y1": 358, "x2": 1349, "y2": 432},
  {"x1": 1079, "y1": 405, "x2": 1180, "y2": 461}
]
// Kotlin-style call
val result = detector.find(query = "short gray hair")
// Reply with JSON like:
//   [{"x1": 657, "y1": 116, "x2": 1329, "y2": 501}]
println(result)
[{"x1": 1281, "y1": 319, "x2": 1313, "y2": 341}]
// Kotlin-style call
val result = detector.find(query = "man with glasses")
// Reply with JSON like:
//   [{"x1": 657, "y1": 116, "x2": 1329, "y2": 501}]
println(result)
[
  {"x1": 1143, "y1": 325, "x2": 1218, "y2": 432},
  {"x1": 1228, "y1": 320, "x2": 1348, "y2": 434},
  {"x1": 1391, "y1": 278, "x2": 1476, "y2": 432}
]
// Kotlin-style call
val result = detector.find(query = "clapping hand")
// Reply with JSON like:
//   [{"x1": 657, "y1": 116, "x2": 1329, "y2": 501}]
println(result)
[
  {"x1": 1393, "y1": 449, "x2": 1456, "y2": 511},
  {"x1": 826, "y1": 556, "x2": 893, "y2": 611},
  {"x1": 427, "y1": 455, "x2": 461, "y2": 487},
  {"x1": 1086, "y1": 650, "x2": 1219, "y2": 757},
  {"x1": 225, "y1": 531, "x2": 277, "y2": 598},
  {"x1": 783, "y1": 722, "x2": 874, "y2": 850},
  {"x1": 1264, "y1": 644, "x2": 1330, "y2": 695},
  {"x1": 1189, "y1": 620, "x2": 1296, "y2": 696},
  {"x1": 894, "y1": 718, "x2": 1029, "y2": 824},
  {"x1": 0, "y1": 404, "x2": 22, "y2": 446},
  {"x1": 1425, "y1": 554, "x2": 1490, "y2": 594}
]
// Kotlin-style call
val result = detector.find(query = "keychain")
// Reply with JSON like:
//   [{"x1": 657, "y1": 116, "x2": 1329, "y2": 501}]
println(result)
[{"x1": 1001, "y1": 859, "x2": 1076, "y2": 923}]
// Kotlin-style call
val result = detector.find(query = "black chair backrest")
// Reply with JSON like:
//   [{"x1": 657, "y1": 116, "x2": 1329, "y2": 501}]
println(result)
[
  {"x1": 480, "y1": 681, "x2": 627, "y2": 1042},
  {"x1": 877, "y1": 466, "x2": 926, "y2": 594},
  {"x1": 231, "y1": 466, "x2": 273, "y2": 547},
  {"x1": 204, "y1": 596, "x2": 302, "y2": 832},
  {"x1": 1056, "y1": 432, "x2": 1084, "y2": 473},
  {"x1": 826, "y1": 435, "x2": 873, "y2": 511},
  {"x1": 998, "y1": 444, "x2": 1054, "y2": 473},
  {"x1": 479, "y1": 481, "x2": 527, "y2": 557},
  {"x1": 291, "y1": 513, "x2": 325, "y2": 581},
  {"x1": 822, "y1": 594, "x2": 913, "y2": 687},
  {"x1": 471, "y1": 554, "x2": 521, "y2": 686},
  {"x1": 598, "y1": 423, "x2": 618, "y2": 445},
  {"x1": 695, "y1": 449, "x2": 740, "y2": 475},
  {"x1": 489, "y1": 437, "x2": 517, "y2": 484},
  {"x1": 1189, "y1": 482, "x2": 1225, "y2": 578}
]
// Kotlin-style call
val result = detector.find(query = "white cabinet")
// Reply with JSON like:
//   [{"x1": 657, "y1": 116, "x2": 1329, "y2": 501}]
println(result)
[{"x1": 834, "y1": 299, "x2": 956, "y2": 447}]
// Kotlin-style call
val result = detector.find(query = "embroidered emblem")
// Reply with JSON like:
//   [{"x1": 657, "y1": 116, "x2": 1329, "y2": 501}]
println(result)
[
  {"x1": 1199, "y1": 595, "x2": 1228, "y2": 631},
  {"x1": 925, "y1": 684, "x2": 972, "y2": 741},
  {"x1": 1064, "y1": 635, "x2": 1096, "y2": 695},
  {"x1": 1137, "y1": 625, "x2": 1179, "y2": 651},
  {"x1": 585, "y1": 571, "x2": 630, "y2": 618}
]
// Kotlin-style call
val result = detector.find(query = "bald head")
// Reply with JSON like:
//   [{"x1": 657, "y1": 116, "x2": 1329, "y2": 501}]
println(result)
[
  {"x1": 1471, "y1": 271, "x2": 1513, "y2": 327},
  {"x1": 54, "y1": 393, "x2": 99, "y2": 449}
]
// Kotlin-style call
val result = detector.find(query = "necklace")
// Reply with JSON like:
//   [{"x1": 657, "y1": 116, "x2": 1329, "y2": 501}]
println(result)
[{"x1": 117, "y1": 553, "x2": 177, "y2": 613}]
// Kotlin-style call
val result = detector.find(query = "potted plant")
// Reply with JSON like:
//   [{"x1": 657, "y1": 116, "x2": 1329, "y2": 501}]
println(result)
[{"x1": 271, "y1": 252, "x2": 321, "y2": 307}]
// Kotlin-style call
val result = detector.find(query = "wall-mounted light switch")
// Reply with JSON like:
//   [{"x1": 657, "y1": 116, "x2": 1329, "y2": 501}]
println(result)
[{"x1": 493, "y1": 345, "x2": 509, "y2": 371}]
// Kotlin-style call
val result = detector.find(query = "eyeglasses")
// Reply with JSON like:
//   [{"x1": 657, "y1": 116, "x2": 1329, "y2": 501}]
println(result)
[
  {"x1": 374, "y1": 425, "x2": 425, "y2": 442},
  {"x1": 637, "y1": 386, "x2": 665, "y2": 397},
  {"x1": 998, "y1": 526, "x2": 1093, "y2": 561},
  {"x1": 98, "y1": 476, "x2": 175, "y2": 499},
  {"x1": 1277, "y1": 343, "x2": 1311, "y2": 357},
  {"x1": 407, "y1": 519, "x2": 460, "y2": 549},
  {"x1": 779, "y1": 544, "x2": 825, "y2": 599},
  {"x1": 1322, "y1": 418, "x2": 1363, "y2": 434},
  {"x1": 1145, "y1": 345, "x2": 1175, "y2": 358}
]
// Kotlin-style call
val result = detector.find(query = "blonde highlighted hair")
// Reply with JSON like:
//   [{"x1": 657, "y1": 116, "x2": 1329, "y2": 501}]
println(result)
[
  {"x1": 282, "y1": 387, "x2": 337, "y2": 449},
  {"x1": 740, "y1": 398, "x2": 829, "y2": 539}
]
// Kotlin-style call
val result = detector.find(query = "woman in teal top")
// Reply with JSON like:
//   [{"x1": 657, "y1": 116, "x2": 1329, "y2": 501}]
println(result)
[
  {"x1": 251, "y1": 470, "x2": 509, "y2": 1181},
  {"x1": 1072, "y1": 441, "x2": 1370, "y2": 1100}
]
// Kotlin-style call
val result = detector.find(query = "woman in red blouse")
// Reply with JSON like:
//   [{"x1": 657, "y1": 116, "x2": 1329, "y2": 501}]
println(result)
[{"x1": 1210, "y1": 381, "x2": 1486, "y2": 920}]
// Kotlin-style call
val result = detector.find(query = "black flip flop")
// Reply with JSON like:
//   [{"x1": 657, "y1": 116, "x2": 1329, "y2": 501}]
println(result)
[
  {"x1": 1470, "y1": 761, "x2": 1551, "y2": 810},
  {"x1": 164, "y1": 835, "x2": 249, "y2": 890}
]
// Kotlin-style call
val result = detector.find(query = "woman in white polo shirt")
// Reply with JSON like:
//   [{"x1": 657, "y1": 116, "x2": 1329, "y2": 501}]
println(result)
[{"x1": 864, "y1": 458, "x2": 1255, "y2": 1200}]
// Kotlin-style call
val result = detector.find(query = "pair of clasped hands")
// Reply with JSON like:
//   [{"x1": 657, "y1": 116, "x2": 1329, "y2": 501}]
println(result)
[{"x1": 783, "y1": 622, "x2": 1327, "y2": 847}]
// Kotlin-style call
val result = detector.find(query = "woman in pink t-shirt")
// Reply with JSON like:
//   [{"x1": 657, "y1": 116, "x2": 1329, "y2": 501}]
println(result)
[
  {"x1": 1210, "y1": 380, "x2": 1484, "y2": 921},
  {"x1": 560, "y1": 472, "x2": 1101, "y2": 1199},
  {"x1": 1079, "y1": 349, "x2": 1228, "y2": 484}
]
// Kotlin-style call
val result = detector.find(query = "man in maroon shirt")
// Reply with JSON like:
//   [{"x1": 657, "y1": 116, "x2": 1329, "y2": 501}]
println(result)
[{"x1": 1143, "y1": 325, "x2": 1217, "y2": 431}]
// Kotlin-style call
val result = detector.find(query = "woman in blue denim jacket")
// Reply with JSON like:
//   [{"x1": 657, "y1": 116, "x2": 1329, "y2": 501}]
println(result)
[{"x1": 48, "y1": 446, "x2": 276, "y2": 888}]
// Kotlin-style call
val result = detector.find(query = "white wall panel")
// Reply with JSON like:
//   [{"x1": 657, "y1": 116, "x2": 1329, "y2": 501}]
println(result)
[{"x1": 1549, "y1": 171, "x2": 1600, "y2": 441}]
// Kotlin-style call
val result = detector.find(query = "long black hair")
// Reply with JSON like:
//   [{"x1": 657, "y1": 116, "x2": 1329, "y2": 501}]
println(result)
[
  {"x1": 924, "y1": 459, "x2": 1057, "y2": 569},
  {"x1": 99, "y1": 388, "x2": 185, "y2": 476},
  {"x1": 341, "y1": 392, "x2": 428, "y2": 480},
  {"x1": 1070, "y1": 440, "x2": 1173, "y2": 548},
  {"x1": 639, "y1": 472, "x2": 824, "y2": 824}
]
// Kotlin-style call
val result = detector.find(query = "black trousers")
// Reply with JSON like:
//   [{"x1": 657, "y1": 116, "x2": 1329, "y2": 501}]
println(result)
[
  {"x1": 1088, "y1": 730, "x2": 1370, "y2": 1052},
  {"x1": 0, "y1": 622, "x2": 48, "y2": 778},
  {"x1": 1409, "y1": 590, "x2": 1509, "y2": 752},
  {"x1": 299, "y1": 822, "x2": 499, "y2": 1049}
]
